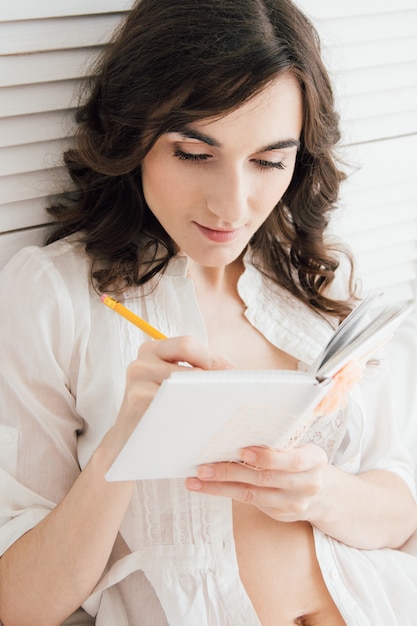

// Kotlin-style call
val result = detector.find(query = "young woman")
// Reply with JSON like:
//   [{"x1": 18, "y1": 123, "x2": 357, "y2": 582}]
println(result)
[{"x1": 0, "y1": 1, "x2": 416, "y2": 625}]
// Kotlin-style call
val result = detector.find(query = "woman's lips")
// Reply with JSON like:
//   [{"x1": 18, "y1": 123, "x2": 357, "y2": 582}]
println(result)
[{"x1": 194, "y1": 223, "x2": 244, "y2": 243}]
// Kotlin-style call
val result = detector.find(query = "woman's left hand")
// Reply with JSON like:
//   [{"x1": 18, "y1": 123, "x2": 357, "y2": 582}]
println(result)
[{"x1": 185, "y1": 443, "x2": 328, "y2": 523}]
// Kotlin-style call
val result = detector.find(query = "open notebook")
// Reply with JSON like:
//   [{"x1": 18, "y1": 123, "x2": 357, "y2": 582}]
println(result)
[{"x1": 106, "y1": 294, "x2": 413, "y2": 481}]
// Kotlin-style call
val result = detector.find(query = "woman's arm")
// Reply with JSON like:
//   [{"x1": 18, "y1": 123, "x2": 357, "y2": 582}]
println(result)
[
  {"x1": 0, "y1": 441, "x2": 134, "y2": 626},
  {"x1": 0, "y1": 337, "x2": 232, "y2": 626},
  {"x1": 311, "y1": 461, "x2": 417, "y2": 548}
]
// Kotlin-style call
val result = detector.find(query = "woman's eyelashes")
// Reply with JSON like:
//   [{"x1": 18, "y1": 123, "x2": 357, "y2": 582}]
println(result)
[
  {"x1": 173, "y1": 148, "x2": 286, "y2": 171},
  {"x1": 254, "y1": 159, "x2": 286, "y2": 171},
  {"x1": 174, "y1": 149, "x2": 211, "y2": 162}
]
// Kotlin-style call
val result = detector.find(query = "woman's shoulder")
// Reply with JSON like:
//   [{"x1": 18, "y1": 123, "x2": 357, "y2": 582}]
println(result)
[
  {"x1": 0, "y1": 236, "x2": 94, "y2": 337},
  {"x1": 0, "y1": 235, "x2": 91, "y2": 292}
]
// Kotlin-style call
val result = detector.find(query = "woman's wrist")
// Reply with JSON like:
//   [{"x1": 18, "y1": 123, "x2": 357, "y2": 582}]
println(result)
[{"x1": 92, "y1": 426, "x2": 134, "y2": 480}]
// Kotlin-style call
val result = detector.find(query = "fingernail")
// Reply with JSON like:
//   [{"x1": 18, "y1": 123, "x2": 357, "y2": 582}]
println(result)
[
  {"x1": 185, "y1": 477, "x2": 202, "y2": 490},
  {"x1": 240, "y1": 448, "x2": 257, "y2": 463},
  {"x1": 198, "y1": 465, "x2": 215, "y2": 479}
]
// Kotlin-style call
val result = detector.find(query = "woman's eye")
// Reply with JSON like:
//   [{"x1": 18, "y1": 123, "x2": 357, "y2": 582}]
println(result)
[
  {"x1": 254, "y1": 159, "x2": 286, "y2": 171},
  {"x1": 173, "y1": 149, "x2": 286, "y2": 170},
  {"x1": 174, "y1": 149, "x2": 211, "y2": 163}
]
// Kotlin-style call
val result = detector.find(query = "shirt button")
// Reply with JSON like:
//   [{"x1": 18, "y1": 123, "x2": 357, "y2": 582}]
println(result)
[
  {"x1": 330, "y1": 569, "x2": 340, "y2": 581},
  {"x1": 2, "y1": 433, "x2": 13, "y2": 444}
]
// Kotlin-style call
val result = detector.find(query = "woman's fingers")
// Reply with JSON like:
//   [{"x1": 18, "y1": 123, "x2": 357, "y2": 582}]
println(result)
[
  {"x1": 125, "y1": 336, "x2": 233, "y2": 391},
  {"x1": 191, "y1": 445, "x2": 327, "y2": 484},
  {"x1": 239, "y1": 444, "x2": 328, "y2": 473},
  {"x1": 116, "y1": 336, "x2": 233, "y2": 440},
  {"x1": 185, "y1": 477, "x2": 312, "y2": 518},
  {"x1": 137, "y1": 335, "x2": 234, "y2": 372},
  {"x1": 185, "y1": 444, "x2": 329, "y2": 522}
]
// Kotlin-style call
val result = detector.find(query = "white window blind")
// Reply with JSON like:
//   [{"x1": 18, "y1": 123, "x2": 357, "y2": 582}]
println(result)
[
  {"x1": 1, "y1": 1, "x2": 417, "y2": 308},
  {"x1": 296, "y1": 0, "x2": 417, "y2": 306},
  {"x1": 0, "y1": 1, "x2": 131, "y2": 267}
]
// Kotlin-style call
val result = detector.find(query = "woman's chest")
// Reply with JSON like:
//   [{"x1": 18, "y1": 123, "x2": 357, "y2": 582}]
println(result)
[{"x1": 195, "y1": 283, "x2": 299, "y2": 371}]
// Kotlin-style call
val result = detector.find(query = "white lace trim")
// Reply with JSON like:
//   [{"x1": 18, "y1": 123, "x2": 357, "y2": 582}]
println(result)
[{"x1": 297, "y1": 410, "x2": 348, "y2": 463}]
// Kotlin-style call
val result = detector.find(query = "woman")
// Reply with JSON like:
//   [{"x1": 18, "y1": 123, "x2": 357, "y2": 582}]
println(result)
[{"x1": 0, "y1": 1, "x2": 416, "y2": 625}]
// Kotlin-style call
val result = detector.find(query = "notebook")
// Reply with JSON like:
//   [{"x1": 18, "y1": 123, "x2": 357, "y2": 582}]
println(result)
[{"x1": 106, "y1": 294, "x2": 413, "y2": 480}]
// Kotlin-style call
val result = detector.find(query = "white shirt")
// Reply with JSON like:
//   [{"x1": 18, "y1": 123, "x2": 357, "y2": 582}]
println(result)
[{"x1": 1, "y1": 237, "x2": 417, "y2": 626}]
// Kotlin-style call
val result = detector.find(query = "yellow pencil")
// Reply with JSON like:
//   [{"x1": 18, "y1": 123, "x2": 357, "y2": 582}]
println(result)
[{"x1": 101, "y1": 294, "x2": 167, "y2": 340}]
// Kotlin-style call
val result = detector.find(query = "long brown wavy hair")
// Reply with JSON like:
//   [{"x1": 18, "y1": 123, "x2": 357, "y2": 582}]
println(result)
[{"x1": 47, "y1": 0, "x2": 355, "y2": 318}]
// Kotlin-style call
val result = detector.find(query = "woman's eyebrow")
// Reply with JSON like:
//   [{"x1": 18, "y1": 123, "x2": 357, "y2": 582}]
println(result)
[
  {"x1": 260, "y1": 138, "x2": 300, "y2": 151},
  {"x1": 172, "y1": 127, "x2": 300, "y2": 151},
  {"x1": 173, "y1": 128, "x2": 220, "y2": 147}
]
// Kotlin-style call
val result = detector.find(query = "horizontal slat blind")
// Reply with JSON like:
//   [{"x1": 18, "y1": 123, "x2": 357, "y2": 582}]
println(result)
[
  {"x1": 297, "y1": 0, "x2": 417, "y2": 306},
  {"x1": 0, "y1": 3, "x2": 131, "y2": 268},
  {"x1": 0, "y1": 1, "x2": 133, "y2": 21},
  {"x1": 0, "y1": 15, "x2": 123, "y2": 54},
  {"x1": 0, "y1": 49, "x2": 104, "y2": 87},
  {"x1": 0, "y1": 82, "x2": 82, "y2": 117},
  {"x1": 1, "y1": 1, "x2": 417, "y2": 309},
  {"x1": 295, "y1": 0, "x2": 417, "y2": 18},
  {"x1": 335, "y1": 138, "x2": 417, "y2": 303}
]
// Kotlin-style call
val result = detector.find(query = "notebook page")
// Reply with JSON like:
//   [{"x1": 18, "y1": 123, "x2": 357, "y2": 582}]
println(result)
[{"x1": 106, "y1": 370, "x2": 329, "y2": 480}]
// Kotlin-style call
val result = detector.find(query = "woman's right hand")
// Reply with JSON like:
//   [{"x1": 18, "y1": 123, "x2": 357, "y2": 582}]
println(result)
[{"x1": 110, "y1": 336, "x2": 233, "y2": 451}]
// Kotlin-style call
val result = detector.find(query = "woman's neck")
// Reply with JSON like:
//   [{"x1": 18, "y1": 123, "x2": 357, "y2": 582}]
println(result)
[{"x1": 187, "y1": 256, "x2": 245, "y2": 294}]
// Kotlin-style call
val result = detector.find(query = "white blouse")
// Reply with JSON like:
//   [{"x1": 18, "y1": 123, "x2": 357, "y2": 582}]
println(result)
[{"x1": 1, "y1": 237, "x2": 417, "y2": 626}]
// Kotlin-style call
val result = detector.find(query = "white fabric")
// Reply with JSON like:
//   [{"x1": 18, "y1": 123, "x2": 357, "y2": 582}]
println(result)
[
  {"x1": 0, "y1": 237, "x2": 417, "y2": 626},
  {"x1": 384, "y1": 312, "x2": 417, "y2": 482}
]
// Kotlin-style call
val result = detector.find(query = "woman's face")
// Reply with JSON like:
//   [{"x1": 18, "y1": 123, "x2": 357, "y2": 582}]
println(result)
[{"x1": 141, "y1": 73, "x2": 303, "y2": 267}]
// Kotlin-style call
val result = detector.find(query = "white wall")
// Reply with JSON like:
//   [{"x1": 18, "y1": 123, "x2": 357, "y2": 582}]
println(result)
[{"x1": 1, "y1": 1, "x2": 417, "y2": 307}]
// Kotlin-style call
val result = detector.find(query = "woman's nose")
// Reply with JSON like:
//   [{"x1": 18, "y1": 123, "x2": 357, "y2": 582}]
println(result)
[{"x1": 206, "y1": 166, "x2": 250, "y2": 223}]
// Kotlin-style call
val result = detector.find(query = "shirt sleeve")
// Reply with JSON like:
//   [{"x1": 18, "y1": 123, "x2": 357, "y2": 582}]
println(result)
[
  {"x1": 359, "y1": 355, "x2": 416, "y2": 496},
  {"x1": 327, "y1": 257, "x2": 416, "y2": 496},
  {"x1": 335, "y1": 353, "x2": 417, "y2": 499},
  {"x1": 0, "y1": 246, "x2": 84, "y2": 555}
]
